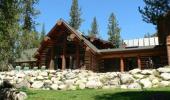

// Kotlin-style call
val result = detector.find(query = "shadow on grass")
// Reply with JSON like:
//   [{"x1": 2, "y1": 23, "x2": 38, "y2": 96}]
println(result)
[{"x1": 95, "y1": 91, "x2": 170, "y2": 100}]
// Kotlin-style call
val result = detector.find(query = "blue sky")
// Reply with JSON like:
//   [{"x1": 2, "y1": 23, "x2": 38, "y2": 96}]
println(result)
[{"x1": 36, "y1": 0, "x2": 156, "y2": 40}]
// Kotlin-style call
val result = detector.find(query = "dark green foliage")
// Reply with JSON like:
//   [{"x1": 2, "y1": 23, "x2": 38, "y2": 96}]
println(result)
[
  {"x1": 0, "y1": 0, "x2": 40, "y2": 68},
  {"x1": 107, "y1": 13, "x2": 121, "y2": 48},
  {"x1": 21, "y1": 0, "x2": 39, "y2": 31},
  {"x1": 88, "y1": 17, "x2": 99, "y2": 37},
  {"x1": 0, "y1": 0, "x2": 21, "y2": 67},
  {"x1": 139, "y1": 0, "x2": 170, "y2": 25},
  {"x1": 69, "y1": 0, "x2": 83, "y2": 30},
  {"x1": 40, "y1": 23, "x2": 46, "y2": 41},
  {"x1": 20, "y1": 0, "x2": 40, "y2": 50}
]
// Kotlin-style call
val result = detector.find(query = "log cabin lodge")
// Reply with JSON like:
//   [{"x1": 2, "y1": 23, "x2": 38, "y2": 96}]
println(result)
[{"x1": 15, "y1": 11, "x2": 170, "y2": 72}]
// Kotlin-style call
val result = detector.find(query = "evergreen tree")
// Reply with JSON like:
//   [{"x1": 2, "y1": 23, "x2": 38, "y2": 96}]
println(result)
[
  {"x1": 139, "y1": 0, "x2": 170, "y2": 25},
  {"x1": 20, "y1": 0, "x2": 40, "y2": 49},
  {"x1": 88, "y1": 17, "x2": 99, "y2": 37},
  {"x1": 107, "y1": 13, "x2": 121, "y2": 48},
  {"x1": 0, "y1": 0, "x2": 21, "y2": 67},
  {"x1": 69, "y1": 0, "x2": 83, "y2": 30},
  {"x1": 21, "y1": 0, "x2": 39, "y2": 31},
  {"x1": 40, "y1": 23, "x2": 46, "y2": 41}
]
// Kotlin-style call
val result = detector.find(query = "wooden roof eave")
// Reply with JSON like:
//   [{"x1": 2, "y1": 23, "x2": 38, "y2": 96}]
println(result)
[{"x1": 61, "y1": 19, "x2": 100, "y2": 55}]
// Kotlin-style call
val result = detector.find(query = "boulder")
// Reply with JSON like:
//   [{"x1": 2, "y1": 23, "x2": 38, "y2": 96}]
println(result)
[
  {"x1": 133, "y1": 74, "x2": 145, "y2": 79},
  {"x1": 141, "y1": 69, "x2": 153, "y2": 75},
  {"x1": 140, "y1": 78, "x2": 152, "y2": 88},
  {"x1": 6, "y1": 71, "x2": 15, "y2": 76},
  {"x1": 15, "y1": 79, "x2": 30, "y2": 88},
  {"x1": 102, "y1": 86, "x2": 110, "y2": 89},
  {"x1": 120, "y1": 74, "x2": 134, "y2": 84},
  {"x1": 129, "y1": 69, "x2": 141, "y2": 74},
  {"x1": 79, "y1": 83, "x2": 86, "y2": 89},
  {"x1": 44, "y1": 80, "x2": 52, "y2": 84},
  {"x1": 31, "y1": 81, "x2": 44, "y2": 89},
  {"x1": 65, "y1": 80, "x2": 75, "y2": 86},
  {"x1": 16, "y1": 72, "x2": 25, "y2": 78},
  {"x1": 65, "y1": 72, "x2": 76, "y2": 79},
  {"x1": 128, "y1": 83, "x2": 141, "y2": 89},
  {"x1": 68, "y1": 85, "x2": 77, "y2": 90},
  {"x1": 160, "y1": 73, "x2": 170, "y2": 80},
  {"x1": 15, "y1": 91, "x2": 28, "y2": 100},
  {"x1": 108, "y1": 78, "x2": 120, "y2": 86},
  {"x1": 4, "y1": 76, "x2": 13, "y2": 80},
  {"x1": 86, "y1": 80, "x2": 102, "y2": 89},
  {"x1": 50, "y1": 84, "x2": 58, "y2": 90},
  {"x1": 157, "y1": 67, "x2": 170, "y2": 73},
  {"x1": 37, "y1": 76, "x2": 44, "y2": 80},
  {"x1": 152, "y1": 69, "x2": 160, "y2": 77},
  {"x1": 58, "y1": 84, "x2": 67, "y2": 90},
  {"x1": 53, "y1": 80, "x2": 63, "y2": 85},
  {"x1": 39, "y1": 71, "x2": 48, "y2": 77},
  {"x1": 120, "y1": 85, "x2": 128, "y2": 89},
  {"x1": 159, "y1": 81, "x2": 170, "y2": 87},
  {"x1": 152, "y1": 78, "x2": 160, "y2": 85}
]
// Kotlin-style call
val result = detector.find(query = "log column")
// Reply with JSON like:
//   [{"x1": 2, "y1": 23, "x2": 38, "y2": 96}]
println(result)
[
  {"x1": 167, "y1": 35, "x2": 170, "y2": 65},
  {"x1": 62, "y1": 40, "x2": 66, "y2": 70},
  {"x1": 137, "y1": 56, "x2": 141, "y2": 69},
  {"x1": 120, "y1": 57, "x2": 124, "y2": 72},
  {"x1": 76, "y1": 44, "x2": 80, "y2": 69},
  {"x1": 49, "y1": 47, "x2": 55, "y2": 70}
]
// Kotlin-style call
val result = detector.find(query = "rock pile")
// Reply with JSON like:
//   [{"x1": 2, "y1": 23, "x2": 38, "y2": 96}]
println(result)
[
  {"x1": 1, "y1": 66, "x2": 170, "y2": 90},
  {"x1": 0, "y1": 81, "x2": 27, "y2": 100}
]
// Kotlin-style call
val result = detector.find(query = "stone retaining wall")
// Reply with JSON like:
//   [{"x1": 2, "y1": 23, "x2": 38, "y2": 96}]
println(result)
[{"x1": 1, "y1": 67, "x2": 170, "y2": 90}]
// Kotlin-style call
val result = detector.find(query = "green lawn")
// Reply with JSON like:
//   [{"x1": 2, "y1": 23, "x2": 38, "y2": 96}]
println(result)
[{"x1": 25, "y1": 87, "x2": 170, "y2": 100}]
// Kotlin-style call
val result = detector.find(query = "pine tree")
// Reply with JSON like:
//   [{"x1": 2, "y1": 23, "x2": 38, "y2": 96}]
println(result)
[
  {"x1": 0, "y1": 0, "x2": 21, "y2": 67},
  {"x1": 107, "y1": 13, "x2": 121, "y2": 48},
  {"x1": 40, "y1": 23, "x2": 46, "y2": 41},
  {"x1": 88, "y1": 17, "x2": 99, "y2": 37},
  {"x1": 139, "y1": 0, "x2": 170, "y2": 25},
  {"x1": 69, "y1": 0, "x2": 83, "y2": 30},
  {"x1": 21, "y1": 0, "x2": 39, "y2": 31},
  {"x1": 20, "y1": 0, "x2": 40, "y2": 49}
]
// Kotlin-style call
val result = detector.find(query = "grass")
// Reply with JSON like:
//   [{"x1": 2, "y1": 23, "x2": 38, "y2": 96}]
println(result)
[{"x1": 24, "y1": 87, "x2": 170, "y2": 100}]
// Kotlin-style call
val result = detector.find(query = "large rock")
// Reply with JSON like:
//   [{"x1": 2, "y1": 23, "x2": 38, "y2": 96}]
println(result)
[
  {"x1": 159, "y1": 81, "x2": 170, "y2": 87},
  {"x1": 120, "y1": 85, "x2": 128, "y2": 89},
  {"x1": 160, "y1": 73, "x2": 170, "y2": 80},
  {"x1": 133, "y1": 74, "x2": 145, "y2": 79},
  {"x1": 128, "y1": 83, "x2": 141, "y2": 89},
  {"x1": 129, "y1": 69, "x2": 141, "y2": 74},
  {"x1": 4, "y1": 76, "x2": 13, "y2": 80},
  {"x1": 37, "y1": 75, "x2": 44, "y2": 80},
  {"x1": 141, "y1": 69, "x2": 153, "y2": 75},
  {"x1": 50, "y1": 84, "x2": 58, "y2": 90},
  {"x1": 120, "y1": 74, "x2": 134, "y2": 84},
  {"x1": 6, "y1": 71, "x2": 15, "y2": 76},
  {"x1": 86, "y1": 80, "x2": 102, "y2": 89},
  {"x1": 157, "y1": 67, "x2": 170, "y2": 73},
  {"x1": 79, "y1": 83, "x2": 86, "y2": 89},
  {"x1": 31, "y1": 81, "x2": 44, "y2": 89},
  {"x1": 68, "y1": 85, "x2": 77, "y2": 90},
  {"x1": 39, "y1": 71, "x2": 48, "y2": 77},
  {"x1": 151, "y1": 78, "x2": 160, "y2": 85},
  {"x1": 140, "y1": 78, "x2": 152, "y2": 88},
  {"x1": 16, "y1": 72, "x2": 25, "y2": 78},
  {"x1": 65, "y1": 79, "x2": 75, "y2": 86},
  {"x1": 108, "y1": 78, "x2": 120, "y2": 86},
  {"x1": 58, "y1": 84, "x2": 67, "y2": 90},
  {"x1": 65, "y1": 72, "x2": 76, "y2": 79},
  {"x1": 15, "y1": 79, "x2": 30, "y2": 88}
]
